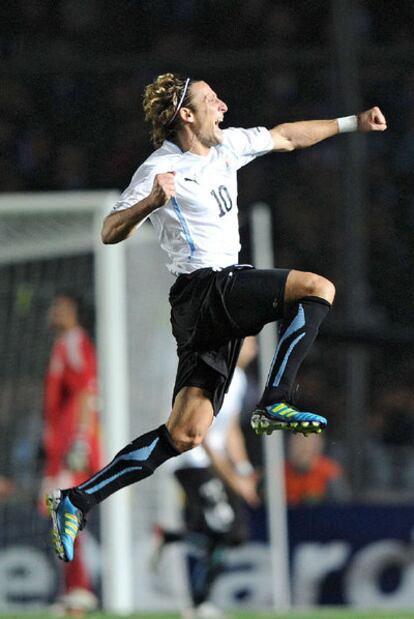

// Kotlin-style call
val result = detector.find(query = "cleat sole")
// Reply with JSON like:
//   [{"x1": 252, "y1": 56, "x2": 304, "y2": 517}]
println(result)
[
  {"x1": 251, "y1": 412, "x2": 326, "y2": 437},
  {"x1": 46, "y1": 490, "x2": 68, "y2": 562}
]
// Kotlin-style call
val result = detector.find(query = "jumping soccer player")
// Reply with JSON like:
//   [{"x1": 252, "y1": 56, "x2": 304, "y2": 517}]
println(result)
[{"x1": 47, "y1": 73, "x2": 386, "y2": 562}]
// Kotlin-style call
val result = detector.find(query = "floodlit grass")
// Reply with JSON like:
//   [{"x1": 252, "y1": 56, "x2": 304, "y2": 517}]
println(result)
[{"x1": 4, "y1": 610, "x2": 414, "y2": 619}]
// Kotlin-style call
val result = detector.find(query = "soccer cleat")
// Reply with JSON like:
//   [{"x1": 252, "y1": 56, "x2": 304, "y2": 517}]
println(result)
[
  {"x1": 251, "y1": 402, "x2": 327, "y2": 437},
  {"x1": 46, "y1": 489, "x2": 85, "y2": 562}
]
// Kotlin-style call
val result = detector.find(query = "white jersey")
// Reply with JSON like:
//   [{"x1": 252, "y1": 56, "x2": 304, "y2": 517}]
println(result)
[
  {"x1": 169, "y1": 367, "x2": 248, "y2": 470},
  {"x1": 112, "y1": 127, "x2": 273, "y2": 275}
]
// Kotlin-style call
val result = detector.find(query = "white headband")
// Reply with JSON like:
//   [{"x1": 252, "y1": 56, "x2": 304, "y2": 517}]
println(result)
[{"x1": 168, "y1": 78, "x2": 190, "y2": 125}]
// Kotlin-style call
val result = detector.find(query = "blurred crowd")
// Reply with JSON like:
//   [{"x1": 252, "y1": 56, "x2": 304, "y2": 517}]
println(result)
[{"x1": 1, "y1": 0, "x2": 414, "y2": 500}]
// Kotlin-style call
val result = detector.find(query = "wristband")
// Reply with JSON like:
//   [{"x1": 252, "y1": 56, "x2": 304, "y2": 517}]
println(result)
[
  {"x1": 235, "y1": 461, "x2": 254, "y2": 476},
  {"x1": 337, "y1": 115, "x2": 358, "y2": 133}
]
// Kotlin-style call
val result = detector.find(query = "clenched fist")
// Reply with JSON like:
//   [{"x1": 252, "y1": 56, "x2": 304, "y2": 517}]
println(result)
[
  {"x1": 358, "y1": 106, "x2": 387, "y2": 132},
  {"x1": 149, "y1": 171, "x2": 176, "y2": 208}
]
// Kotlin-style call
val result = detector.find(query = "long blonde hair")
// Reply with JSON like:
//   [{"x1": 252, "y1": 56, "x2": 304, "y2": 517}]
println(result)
[{"x1": 143, "y1": 73, "x2": 193, "y2": 148}]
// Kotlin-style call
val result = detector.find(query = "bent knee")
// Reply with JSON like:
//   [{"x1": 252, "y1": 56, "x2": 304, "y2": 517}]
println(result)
[
  {"x1": 168, "y1": 427, "x2": 205, "y2": 453},
  {"x1": 306, "y1": 273, "x2": 336, "y2": 303},
  {"x1": 286, "y1": 271, "x2": 335, "y2": 304},
  {"x1": 166, "y1": 386, "x2": 214, "y2": 453}
]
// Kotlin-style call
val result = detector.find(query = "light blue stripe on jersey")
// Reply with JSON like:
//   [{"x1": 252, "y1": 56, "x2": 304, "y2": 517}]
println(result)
[{"x1": 172, "y1": 196, "x2": 196, "y2": 259}]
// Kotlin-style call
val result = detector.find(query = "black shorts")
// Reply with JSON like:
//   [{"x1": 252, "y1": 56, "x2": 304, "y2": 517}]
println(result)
[{"x1": 169, "y1": 264, "x2": 289, "y2": 414}]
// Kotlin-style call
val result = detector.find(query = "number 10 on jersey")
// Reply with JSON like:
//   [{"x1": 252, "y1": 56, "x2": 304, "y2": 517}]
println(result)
[{"x1": 211, "y1": 185, "x2": 233, "y2": 217}]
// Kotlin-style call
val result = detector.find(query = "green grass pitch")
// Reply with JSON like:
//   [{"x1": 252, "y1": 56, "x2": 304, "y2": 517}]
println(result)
[{"x1": 4, "y1": 610, "x2": 414, "y2": 619}]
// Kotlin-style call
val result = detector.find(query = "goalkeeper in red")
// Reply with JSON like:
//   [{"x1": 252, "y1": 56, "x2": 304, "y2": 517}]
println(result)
[
  {"x1": 47, "y1": 73, "x2": 386, "y2": 562},
  {"x1": 41, "y1": 292, "x2": 101, "y2": 610}
]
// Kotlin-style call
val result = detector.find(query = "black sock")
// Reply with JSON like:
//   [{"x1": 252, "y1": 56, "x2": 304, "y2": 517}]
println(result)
[
  {"x1": 68, "y1": 424, "x2": 179, "y2": 514},
  {"x1": 259, "y1": 296, "x2": 331, "y2": 406}
]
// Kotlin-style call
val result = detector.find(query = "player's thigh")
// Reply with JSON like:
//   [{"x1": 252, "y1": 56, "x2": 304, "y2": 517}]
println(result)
[{"x1": 225, "y1": 267, "x2": 290, "y2": 334}]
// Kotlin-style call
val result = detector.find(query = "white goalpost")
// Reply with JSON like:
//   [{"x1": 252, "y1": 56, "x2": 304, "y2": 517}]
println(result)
[{"x1": 251, "y1": 203, "x2": 291, "y2": 611}]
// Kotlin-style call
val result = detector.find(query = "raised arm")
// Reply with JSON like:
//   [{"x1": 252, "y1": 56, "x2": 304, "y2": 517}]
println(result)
[
  {"x1": 101, "y1": 171, "x2": 176, "y2": 244},
  {"x1": 269, "y1": 106, "x2": 387, "y2": 152}
]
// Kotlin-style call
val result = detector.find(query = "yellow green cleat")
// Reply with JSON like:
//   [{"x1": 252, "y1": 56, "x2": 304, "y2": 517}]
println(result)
[
  {"x1": 46, "y1": 489, "x2": 85, "y2": 562},
  {"x1": 251, "y1": 402, "x2": 327, "y2": 437}
]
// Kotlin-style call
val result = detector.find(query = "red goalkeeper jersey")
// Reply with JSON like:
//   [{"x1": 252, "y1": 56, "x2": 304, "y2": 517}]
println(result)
[{"x1": 44, "y1": 326, "x2": 101, "y2": 480}]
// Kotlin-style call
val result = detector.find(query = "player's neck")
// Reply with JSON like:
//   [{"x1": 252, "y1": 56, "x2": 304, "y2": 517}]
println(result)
[
  {"x1": 57, "y1": 321, "x2": 79, "y2": 334},
  {"x1": 174, "y1": 131, "x2": 211, "y2": 157}
]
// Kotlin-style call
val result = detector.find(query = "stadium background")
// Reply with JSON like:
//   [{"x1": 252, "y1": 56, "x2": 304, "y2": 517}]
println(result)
[{"x1": 1, "y1": 0, "x2": 414, "y2": 616}]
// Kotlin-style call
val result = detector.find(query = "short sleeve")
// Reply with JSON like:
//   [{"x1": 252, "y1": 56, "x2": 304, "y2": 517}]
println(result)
[
  {"x1": 221, "y1": 127, "x2": 273, "y2": 170},
  {"x1": 112, "y1": 164, "x2": 155, "y2": 213}
]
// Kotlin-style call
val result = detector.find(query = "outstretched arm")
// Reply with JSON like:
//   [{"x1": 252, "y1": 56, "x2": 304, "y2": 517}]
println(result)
[
  {"x1": 270, "y1": 106, "x2": 387, "y2": 152},
  {"x1": 101, "y1": 171, "x2": 176, "y2": 244}
]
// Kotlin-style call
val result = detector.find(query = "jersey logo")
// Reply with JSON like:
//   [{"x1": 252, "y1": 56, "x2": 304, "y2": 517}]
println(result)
[{"x1": 184, "y1": 177, "x2": 199, "y2": 185}]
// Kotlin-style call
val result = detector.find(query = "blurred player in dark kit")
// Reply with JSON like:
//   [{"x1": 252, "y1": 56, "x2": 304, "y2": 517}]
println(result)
[{"x1": 154, "y1": 337, "x2": 259, "y2": 619}]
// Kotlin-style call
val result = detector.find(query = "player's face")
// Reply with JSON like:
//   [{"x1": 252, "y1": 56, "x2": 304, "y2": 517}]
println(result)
[
  {"x1": 187, "y1": 81, "x2": 228, "y2": 148},
  {"x1": 49, "y1": 296, "x2": 78, "y2": 331}
]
